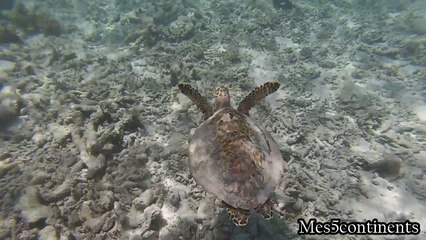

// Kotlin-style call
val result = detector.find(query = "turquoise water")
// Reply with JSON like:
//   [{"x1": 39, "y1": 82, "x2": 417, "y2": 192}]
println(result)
[{"x1": 0, "y1": 0, "x2": 425, "y2": 239}]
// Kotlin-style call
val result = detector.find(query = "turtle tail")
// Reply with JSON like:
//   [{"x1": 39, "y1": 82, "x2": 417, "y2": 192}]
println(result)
[
  {"x1": 237, "y1": 82, "x2": 280, "y2": 115},
  {"x1": 178, "y1": 83, "x2": 214, "y2": 120}
]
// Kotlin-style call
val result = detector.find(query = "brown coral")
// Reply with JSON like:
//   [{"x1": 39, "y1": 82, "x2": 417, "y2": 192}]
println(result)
[{"x1": 370, "y1": 152, "x2": 402, "y2": 179}]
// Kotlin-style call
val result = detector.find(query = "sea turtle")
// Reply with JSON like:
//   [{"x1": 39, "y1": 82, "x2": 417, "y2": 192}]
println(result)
[{"x1": 178, "y1": 82, "x2": 285, "y2": 226}]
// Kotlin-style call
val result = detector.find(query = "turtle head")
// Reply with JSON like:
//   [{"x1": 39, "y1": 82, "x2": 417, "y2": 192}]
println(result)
[{"x1": 215, "y1": 86, "x2": 231, "y2": 110}]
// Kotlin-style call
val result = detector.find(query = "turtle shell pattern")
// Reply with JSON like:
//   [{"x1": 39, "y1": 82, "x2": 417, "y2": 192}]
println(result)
[{"x1": 188, "y1": 107, "x2": 284, "y2": 210}]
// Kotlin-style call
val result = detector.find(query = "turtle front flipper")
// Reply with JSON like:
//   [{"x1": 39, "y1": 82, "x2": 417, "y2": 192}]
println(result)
[
  {"x1": 227, "y1": 206, "x2": 250, "y2": 226},
  {"x1": 178, "y1": 83, "x2": 214, "y2": 120},
  {"x1": 256, "y1": 200, "x2": 273, "y2": 220},
  {"x1": 237, "y1": 82, "x2": 280, "y2": 115}
]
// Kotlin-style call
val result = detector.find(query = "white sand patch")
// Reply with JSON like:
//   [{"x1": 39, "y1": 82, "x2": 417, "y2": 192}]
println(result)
[
  {"x1": 350, "y1": 173, "x2": 426, "y2": 238},
  {"x1": 141, "y1": 122, "x2": 168, "y2": 144},
  {"x1": 248, "y1": 67, "x2": 276, "y2": 86},
  {"x1": 95, "y1": 46, "x2": 131, "y2": 61},
  {"x1": 242, "y1": 48, "x2": 277, "y2": 84},
  {"x1": 243, "y1": 48, "x2": 283, "y2": 107},
  {"x1": 412, "y1": 151, "x2": 426, "y2": 169},
  {"x1": 413, "y1": 104, "x2": 426, "y2": 122},
  {"x1": 170, "y1": 101, "x2": 182, "y2": 111},
  {"x1": 351, "y1": 138, "x2": 371, "y2": 153},
  {"x1": 176, "y1": 92, "x2": 191, "y2": 107},
  {"x1": 131, "y1": 59, "x2": 147, "y2": 75},
  {"x1": 312, "y1": 82, "x2": 333, "y2": 99},
  {"x1": 274, "y1": 37, "x2": 300, "y2": 49}
]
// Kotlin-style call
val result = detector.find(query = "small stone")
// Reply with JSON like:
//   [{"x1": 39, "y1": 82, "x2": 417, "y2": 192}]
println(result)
[
  {"x1": 0, "y1": 159, "x2": 17, "y2": 178},
  {"x1": 18, "y1": 187, "x2": 50, "y2": 225},
  {"x1": 99, "y1": 190, "x2": 115, "y2": 211},
  {"x1": 79, "y1": 201, "x2": 94, "y2": 221},
  {"x1": 371, "y1": 177, "x2": 386, "y2": 186},
  {"x1": 134, "y1": 189, "x2": 154, "y2": 211},
  {"x1": 126, "y1": 209, "x2": 143, "y2": 229},
  {"x1": 101, "y1": 216, "x2": 115, "y2": 232},
  {"x1": 67, "y1": 212, "x2": 82, "y2": 228},
  {"x1": 413, "y1": 151, "x2": 426, "y2": 168},
  {"x1": 166, "y1": 192, "x2": 181, "y2": 210},
  {"x1": 38, "y1": 225, "x2": 58, "y2": 240},
  {"x1": 142, "y1": 230, "x2": 159, "y2": 240},
  {"x1": 127, "y1": 204, "x2": 162, "y2": 230},
  {"x1": 70, "y1": 160, "x2": 85, "y2": 174},
  {"x1": 159, "y1": 228, "x2": 177, "y2": 240},
  {"x1": 44, "y1": 180, "x2": 71, "y2": 202},
  {"x1": 48, "y1": 123, "x2": 72, "y2": 146},
  {"x1": 30, "y1": 170, "x2": 50, "y2": 185},
  {"x1": 32, "y1": 132, "x2": 48, "y2": 147},
  {"x1": 84, "y1": 213, "x2": 108, "y2": 234},
  {"x1": 300, "y1": 189, "x2": 317, "y2": 202},
  {"x1": 86, "y1": 154, "x2": 106, "y2": 179},
  {"x1": 62, "y1": 232, "x2": 78, "y2": 240},
  {"x1": 143, "y1": 205, "x2": 162, "y2": 229}
]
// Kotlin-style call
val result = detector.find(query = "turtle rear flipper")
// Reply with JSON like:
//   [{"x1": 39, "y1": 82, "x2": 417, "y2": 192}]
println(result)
[
  {"x1": 178, "y1": 83, "x2": 214, "y2": 119},
  {"x1": 256, "y1": 200, "x2": 273, "y2": 220},
  {"x1": 237, "y1": 82, "x2": 280, "y2": 115},
  {"x1": 227, "y1": 206, "x2": 250, "y2": 226}
]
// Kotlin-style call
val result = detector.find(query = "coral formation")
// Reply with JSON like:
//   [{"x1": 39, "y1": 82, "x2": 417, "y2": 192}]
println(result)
[
  {"x1": 401, "y1": 38, "x2": 426, "y2": 66},
  {"x1": 0, "y1": 0, "x2": 425, "y2": 239},
  {"x1": 370, "y1": 157, "x2": 401, "y2": 179},
  {"x1": 2, "y1": 2, "x2": 62, "y2": 37}
]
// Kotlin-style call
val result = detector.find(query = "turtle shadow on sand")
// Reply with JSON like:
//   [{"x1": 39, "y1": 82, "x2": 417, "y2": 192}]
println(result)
[{"x1": 211, "y1": 208, "x2": 298, "y2": 240}]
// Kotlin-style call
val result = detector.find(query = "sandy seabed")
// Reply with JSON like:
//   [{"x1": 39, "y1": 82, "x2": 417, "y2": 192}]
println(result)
[{"x1": 1, "y1": 0, "x2": 425, "y2": 239}]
